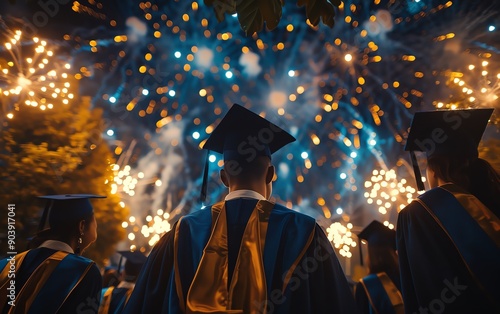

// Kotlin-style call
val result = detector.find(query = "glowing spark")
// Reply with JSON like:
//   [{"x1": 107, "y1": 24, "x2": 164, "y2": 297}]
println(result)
[
  {"x1": 364, "y1": 168, "x2": 419, "y2": 215},
  {"x1": 0, "y1": 30, "x2": 73, "y2": 119},
  {"x1": 327, "y1": 222, "x2": 356, "y2": 258}
]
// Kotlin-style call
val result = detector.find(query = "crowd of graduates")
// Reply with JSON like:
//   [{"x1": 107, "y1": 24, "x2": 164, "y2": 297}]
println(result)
[{"x1": 1, "y1": 105, "x2": 499, "y2": 313}]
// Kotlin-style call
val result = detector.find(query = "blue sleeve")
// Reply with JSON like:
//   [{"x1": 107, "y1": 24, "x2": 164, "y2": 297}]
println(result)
[
  {"x1": 58, "y1": 262, "x2": 102, "y2": 313},
  {"x1": 275, "y1": 224, "x2": 360, "y2": 314},
  {"x1": 123, "y1": 225, "x2": 177, "y2": 314}
]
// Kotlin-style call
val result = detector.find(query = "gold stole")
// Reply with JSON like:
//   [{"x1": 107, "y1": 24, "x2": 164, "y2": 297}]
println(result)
[
  {"x1": 8, "y1": 251, "x2": 69, "y2": 313},
  {"x1": 439, "y1": 184, "x2": 500, "y2": 247},
  {"x1": 376, "y1": 273, "x2": 404, "y2": 314},
  {"x1": 179, "y1": 200, "x2": 274, "y2": 314},
  {"x1": 99, "y1": 286, "x2": 115, "y2": 314},
  {"x1": 0, "y1": 251, "x2": 29, "y2": 307}
]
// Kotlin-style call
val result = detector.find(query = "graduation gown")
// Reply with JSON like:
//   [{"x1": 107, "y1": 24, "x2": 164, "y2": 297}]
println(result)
[
  {"x1": 354, "y1": 272, "x2": 403, "y2": 314},
  {"x1": 397, "y1": 183, "x2": 500, "y2": 313},
  {"x1": 124, "y1": 198, "x2": 358, "y2": 313},
  {"x1": 99, "y1": 282, "x2": 134, "y2": 314},
  {"x1": 0, "y1": 246, "x2": 102, "y2": 313}
]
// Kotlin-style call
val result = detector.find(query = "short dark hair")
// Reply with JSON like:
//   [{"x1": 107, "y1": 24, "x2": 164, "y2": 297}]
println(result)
[{"x1": 224, "y1": 156, "x2": 271, "y2": 182}]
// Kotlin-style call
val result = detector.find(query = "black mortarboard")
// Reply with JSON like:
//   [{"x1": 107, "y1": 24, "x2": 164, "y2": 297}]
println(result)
[
  {"x1": 357, "y1": 220, "x2": 396, "y2": 265},
  {"x1": 117, "y1": 250, "x2": 147, "y2": 281},
  {"x1": 404, "y1": 108, "x2": 493, "y2": 191},
  {"x1": 200, "y1": 104, "x2": 296, "y2": 202},
  {"x1": 38, "y1": 194, "x2": 106, "y2": 231}
]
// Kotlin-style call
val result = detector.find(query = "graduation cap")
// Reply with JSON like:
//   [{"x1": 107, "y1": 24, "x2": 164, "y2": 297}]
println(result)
[
  {"x1": 357, "y1": 220, "x2": 396, "y2": 265},
  {"x1": 117, "y1": 250, "x2": 147, "y2": 282},
  {"x1": 37, "y1": 194, "x2": 106, "y2": 232},
  {"x1": 200, "y1": 104, "x2": 296, "y2": 203},
  {"x1": 404, "y1": 108, "x2": 493, "y2": 191}
]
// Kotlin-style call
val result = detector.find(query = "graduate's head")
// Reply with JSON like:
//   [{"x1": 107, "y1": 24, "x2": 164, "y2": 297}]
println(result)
[
  {"x1": 220, "y1": 155, "x2": 274, "y2": 195},
  {"x1": 36, "y1": 194, "x2": 104, "y2": 254},
  {"x1": 118, "y1": 251, "x2": 147, "y2": 283},
  {"x1": 102, "y1": 267, "x2": 120, "y2": 288},
  {"x1": 357, "y1": 221, "x2": 398, "y2": 275},
  {"x1": 202, "y1": 104, "x2": 295, "y2": 199},
  {"x1": 406, "y1": 108, "x2": 500, "y2": 210},
  {"x1": 405, "y1": 108, "x2": 494, "y2": 190}
]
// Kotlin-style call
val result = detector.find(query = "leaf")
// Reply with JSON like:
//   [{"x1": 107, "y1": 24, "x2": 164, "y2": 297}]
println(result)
[
  {"x1": 296, "y1": 0, "x2": 338, "y2": 28},
  {"x1": 205, "y1": 0, "x2": 339, "y2": 34},
  {"x1": 237, "y1": 0, "x2": 283, "y2": 35},
  {"x1": 204, "y1": 0, "x2": 237, "y2": 23}
]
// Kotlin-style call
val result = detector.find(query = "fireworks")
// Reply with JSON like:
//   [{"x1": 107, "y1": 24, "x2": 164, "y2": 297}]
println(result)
[
  {"x1": 326, "y1": 222, "x2": 357, "y2": 258},
  {"x1": 122, "y1": 209, "x2": 171, "y2": 250},
  {"x1": 364, "y1": 168, "x2": 421, "y2": 225},
  {"x1": 3, "y1": 0, "x2": 492, "y2": 252},
  {"x1": 66, "y1": 1, "x2": 497, "y2": 227},
  {"x1": 435, "y1": 60, "x2": 500, "y2": 112},
  {"x1": 108, "y1": 164, "x2": 140, "y2": 197},
  {"x1": 0, "y1": 30, "x2": 73, "y2": 119}
]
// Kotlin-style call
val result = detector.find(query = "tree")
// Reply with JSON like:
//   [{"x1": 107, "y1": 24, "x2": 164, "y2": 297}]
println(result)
[{"x1": 0, "y1": 95, "x2": 127, "y2": 266}]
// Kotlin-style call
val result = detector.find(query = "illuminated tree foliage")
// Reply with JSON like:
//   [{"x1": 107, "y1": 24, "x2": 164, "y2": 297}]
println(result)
[{"x1": 0, "y1": 95, "x2": 127, "y2": 265}]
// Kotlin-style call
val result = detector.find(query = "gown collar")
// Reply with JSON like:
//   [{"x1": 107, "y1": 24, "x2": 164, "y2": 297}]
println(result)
[
  {"x1": 225, "y1": 189, "x2": 266, "y2": 201},
  {"x1": 39, "y1": 240, "x2": 74, "y2": 254}
]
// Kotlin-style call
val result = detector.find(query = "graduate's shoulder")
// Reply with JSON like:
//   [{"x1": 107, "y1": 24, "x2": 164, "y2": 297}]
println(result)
[
  {"x1": 271, "y1": 202, "x2": 315, "y2": 222},
  {"x1": 179, "y1": 201, "x2": 317, "y2": 226},
  {"x1": 21, "y1": 247, "x2": 98, "y2": 269},
  {"x1": 269, "y1": 203, "x2": 319, "y2": 235},
  {"x1": 180, "y1": 205, "x2": 213, "y2": 223},
  {"x1": 69, "y1": 253, "x2": 96, "y2": 265},
  {"x1": 399, "y1": 186, "x2": 446, "y2": 218},
  {"x1": 397, "y1": 187, "x2": 450, "y2": 236},
  {"x1": 60, "y1": 253, "x2": 101, "y2": 282}
]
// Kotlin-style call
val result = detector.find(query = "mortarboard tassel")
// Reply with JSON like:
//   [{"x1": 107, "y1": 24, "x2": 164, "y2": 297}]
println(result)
[
  {"x1": 117, "y1": 255, "x2": 123, "y2": 277},
  {"x1": 359, "y1": 237, "x2": 364, "y2": 266},
  {"x1": 410, "y1": 151, "x2": 425, "y2": 191},
  {"x1": 200, "y1": 150, "x2": 210, "y2": 204}
]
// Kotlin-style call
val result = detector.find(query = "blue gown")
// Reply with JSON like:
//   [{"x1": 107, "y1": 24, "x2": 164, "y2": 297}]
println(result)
[
  {"x1": 0, "y1": 247, "x2": 102, "y2": 313},
  {"x1": 124, "y1": 198, "x2": 359, "y2": 313},
  {"x1": 397, "y1": 184, "x2": 500, "y2": 313},
  {"x1": 99, "y1": 285, "x2": 133, "y2": 314}
]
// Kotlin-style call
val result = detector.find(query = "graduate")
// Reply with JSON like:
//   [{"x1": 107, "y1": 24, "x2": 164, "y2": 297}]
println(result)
[
  {"x1": 0, "y1": 194, "x2": 104, "y2": 313},
  {"x1": 397, "y1": 108, "x2": 500, "y2": 313},
  {"x1": 124, "y1": 103, "x2": 359, "y2": 313},
  {"x1": 99, "y1": 251, "x2": 147, "y2": 314},
  {"x1": 102, "y1": 266, "x2": 120, "y2": 288},
  {"x1": 354, "y1": 220, "x2": 403, "y2": 314}
]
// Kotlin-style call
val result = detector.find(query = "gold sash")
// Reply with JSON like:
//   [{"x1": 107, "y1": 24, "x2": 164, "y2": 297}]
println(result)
[
  {"x1": 377, "y1": 273, "x2": 404, "y2": 314},
  {"x1": 182, "y1": 200, "x2": 274, "y2": 314},
  {"x1": 359, "y1": 272, "x2": 404, "y2": 314},
  {"x1": 0, "y1": 251, "x2": 29, "y2": 308},
  {"x1": 12, "y1": 251, "x2": 69, "y2": 313},
  {"x1": 439, "y1": 184, "x2": 500, "y2": 247}
]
